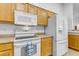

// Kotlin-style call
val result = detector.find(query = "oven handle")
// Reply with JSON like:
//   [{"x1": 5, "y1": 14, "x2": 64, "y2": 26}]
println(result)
[
  {"x1": 14, "y1": 43, "x2": 27, "y2": 47},
  {"x1": 14, "y1": 42, "x2": 40, "y2": 47}
]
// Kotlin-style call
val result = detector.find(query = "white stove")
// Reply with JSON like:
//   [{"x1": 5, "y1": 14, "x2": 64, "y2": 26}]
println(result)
[{"x1": 14, "y1": 33, "x2": 41, "y2": 56}]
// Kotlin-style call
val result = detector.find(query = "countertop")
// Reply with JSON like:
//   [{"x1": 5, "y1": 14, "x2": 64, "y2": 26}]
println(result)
[
  {"x1": 0, "y1": 34, "x2": 14, "y2": 43},
  {"x1": 0, "y1": 34, "x2": 52, "y2": 43},
  {"x1": 37, "y1": 35, "x2": 52, "y2": 38},
  {"x1": 68, "y1": 31, "x2": 79, "y2": 35}
]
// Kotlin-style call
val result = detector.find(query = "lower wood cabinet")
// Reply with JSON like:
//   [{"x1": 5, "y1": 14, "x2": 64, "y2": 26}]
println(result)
[
  {"x1": 0, "y1": 42, "x2": 14, "y2": 56},
  {"x1": 41, "y1": 37, "x2": 53, "y2": 56},
  {"x1": 0, "y1": 50, "x2": 13, "y2": 56},
  {"x1": 68, "y1": 35, "x2": 79, "y2": 50}
]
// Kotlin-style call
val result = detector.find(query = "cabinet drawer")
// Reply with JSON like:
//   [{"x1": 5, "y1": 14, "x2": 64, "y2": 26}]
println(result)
[
  {"x1": 0, "y1": 42, "x2": 13, "y2": 51},
  {"x1": 0, "y1": 50, "x2": 13, "y2": 56}
]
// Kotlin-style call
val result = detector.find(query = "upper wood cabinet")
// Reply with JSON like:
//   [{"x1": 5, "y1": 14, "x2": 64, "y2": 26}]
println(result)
[
  {"x1": 28, "y1": 4, "x2": 37, "y2": 14},
  {"x1": 24, "y1": 3, "x2": 29, "y2": 12},
  {"x1": 15, "y1": 3, "x2": 55, "y2": 26},
  {"x1": 15, "y1": 3, "x2": 25, "y2": 11},
  {"x1": 24, "y1": 4, "x2": 37, "y2": 14},
  {"x1": 37, "y1": 8, "x2": 48, "y2": 26},
  {"x1": 48, "y1": 11, "x2": 56, "y2": 17},
  {"x1": 25, "y1": 3, "x2": 48, "y2": 26},
  {"x1": 41, "y1": 37, "x2": 53, "y2": 56},
  {"x1": 0, "y1": 4, "x2": 15, "y2": 24}
]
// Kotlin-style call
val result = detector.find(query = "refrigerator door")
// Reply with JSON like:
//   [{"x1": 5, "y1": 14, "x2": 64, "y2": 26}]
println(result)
[
  {"x1": 56, "y1": 40, "x2": 68, "y2": 56},
  {"x1": 56, "y1": 15, "x2": 68, "y2": 41}
]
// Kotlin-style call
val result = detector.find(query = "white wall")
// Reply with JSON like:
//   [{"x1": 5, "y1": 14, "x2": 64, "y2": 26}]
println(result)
[
  {"x1": 63, "y1": 3, "x2": 73, "y2": 31},
  {"x1": 15, "y1": 26, "x2": 44, "y2": 34},
  {"x1": 0, "y1": 24, "x2": 15, "y2": 34},
  {"x1": 73, "y1": 4, "x2": 79, "y2": 26}
]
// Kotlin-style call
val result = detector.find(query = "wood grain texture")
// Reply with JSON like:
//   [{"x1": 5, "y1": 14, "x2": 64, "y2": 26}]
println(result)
[
  {"x1": 41, "y1": 37, "x2": 53, "y2": 56},
  {"x1": 15, "y1": 3, "x2": 25, "y2": 11},
  {"x1": 37, "y1": 8, "x2": 48, "y2": 26},
  {"x1": 0, "y1": 42, "x2": 14, "y2": 56},
  {"x1": 68, "y1": 35, "x2": 79, "y2": 51},
  {"x1": 0, "y1": 50, "x2": 13, "y2": 56},
  {"x1": 0, "y1": 4, "x2": 15, "y2": 24}
]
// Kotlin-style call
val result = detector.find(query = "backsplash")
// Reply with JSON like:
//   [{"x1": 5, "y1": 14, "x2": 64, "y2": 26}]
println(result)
[
  {"x1": 15, "y1": 26, "x2": 45, "y2": 34},
  {"x1": 0, "y1": 24, "x2": 15, "y2": 35},
  {"x1": 0, "y1": 24, "x2": 45, "y2": 35}
]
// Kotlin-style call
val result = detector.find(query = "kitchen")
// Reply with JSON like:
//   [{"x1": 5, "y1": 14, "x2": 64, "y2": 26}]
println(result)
[{"x1": 0, "y1": 3, "x2": 79, "y2": 56}]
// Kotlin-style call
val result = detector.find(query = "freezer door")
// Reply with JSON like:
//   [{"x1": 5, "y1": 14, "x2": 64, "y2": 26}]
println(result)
[{"x1": 56, "y1": 40, "x2": 68, "y2": 56}]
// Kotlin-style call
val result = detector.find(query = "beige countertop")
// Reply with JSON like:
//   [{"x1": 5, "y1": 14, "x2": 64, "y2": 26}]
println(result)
[
  {"x1": 0, "y1": 34, "x2": 15, "y2": 43},
  {"x1": 37, "y1": 35, "x2": 52, "y2": 38},
  {"x1": 68, "y1": 31, "x2": 79, "y2": 35}
]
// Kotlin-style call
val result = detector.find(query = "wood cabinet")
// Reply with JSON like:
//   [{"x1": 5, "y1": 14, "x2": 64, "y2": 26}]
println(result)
[
  {"x1": 76, "y1": 36, "x2": 79, "y2": 50},
  {"x1": 47, "y1": 11, "x2": 56, "y2": 17},
  {"x1": 28, "y1": 4, "x2": 37, "y2": 14},
  {"x1": 15, "y1": 3, "x2": 55, "y2": 26},
  {"x1": 24, "y1": 3, "x2": 29, "y2": 12},
  {"x1": 37, "y1": 8, "x2": 48, "y2": 26},
  {"x1": 0, "y1": 3, "x2": 55, "y2": 25},
  {"x1": 68, "y1": 35, "x2": 79, "y2": 51},
  {"x1": 25, "y1": 3, "x2": 48, "y2": 26},
  {"x1": 0, "y1": 4, "x2": 15, "y2": 24},
  {"x1": 68, "y1": 35, "x2": 73, "y2": 48},
  {"x1": 0, "y1": 42, "x2": 14, "y2": 56},
  {"x1": 0, "y1": 50, "x2": 13, "y2": 56},
  {"x1": 41, "y1": 37, "x2": 53, "y2": 56},
  {"x1": 0, "y1": 42, "x2": 13, "y2": 51},
  {"x1": 15, "y1": 3, "x2": 25, "y2": 11},
  {"x1": 15, "y1": 3, "x2": 56, "y2": 26}
]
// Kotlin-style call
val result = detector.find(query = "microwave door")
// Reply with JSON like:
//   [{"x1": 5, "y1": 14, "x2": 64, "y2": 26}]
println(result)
[{"x1": 15, "y1": 11, "x2": 37, "y2": 26}]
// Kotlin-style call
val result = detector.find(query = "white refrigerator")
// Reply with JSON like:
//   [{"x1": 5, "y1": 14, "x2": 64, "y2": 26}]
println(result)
[{"x1": 45, "y1": 14, "x2": 68, "y2": 56}]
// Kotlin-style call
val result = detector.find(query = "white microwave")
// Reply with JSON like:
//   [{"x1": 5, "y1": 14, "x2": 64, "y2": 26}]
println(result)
[{"x1": 15, "y1": 11, "x2": 37, "y2": 26}]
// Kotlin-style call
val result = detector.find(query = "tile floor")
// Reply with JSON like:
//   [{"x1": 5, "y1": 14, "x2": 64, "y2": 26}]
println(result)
[{"x1": 65, "y1": 48, "x2": 79, "y2": 56}]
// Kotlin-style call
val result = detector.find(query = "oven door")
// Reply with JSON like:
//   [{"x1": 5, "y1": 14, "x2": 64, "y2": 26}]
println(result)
[{"x1": 21, "y1": 40, "x2": 40, "y2": 56}]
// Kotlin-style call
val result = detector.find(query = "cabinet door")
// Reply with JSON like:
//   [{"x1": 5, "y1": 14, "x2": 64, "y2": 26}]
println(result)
[
  {"x1": 68, "y1": 35, "x2": 77, "y2": 49},
  {"x1": 28, "y1": 4, "x2": 37, "y2": 14},
  {"x1": 47, "y1": 11, "x2": 55, "y2": 17},
  {"x1": 0, "y1": 4, "x2": 15, "y2": 23},
  {"x1": 24, "y1": 3, "x2": 29, "y2": 12},
  {"x1": 0, "y1": 42, "x2": 13, "y2": 51},
  {"x1": 37, "y1": 8, "x2": 48, "y2": 26},
  {"x1": 68, "y1": 35, "x2": 74, "y2": 48},
  {"x1": 0, "y1": 50, "x2": 13, "y2": 56},
  {"x1": 76, "y1": 36, "x2": 79, "y2": 50},
  {"x1": 41, "y1": 37, "x2": 52, "y2": 56},
  {"x1": 68, "y1": 35, "x2": 71, "y2": 48},
  {"x1": 15, "y1": 3, "x2": 25, "y2": 11},
  {"x1": 72, "y1": 35, "x2": 77, "y2": 49}
]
